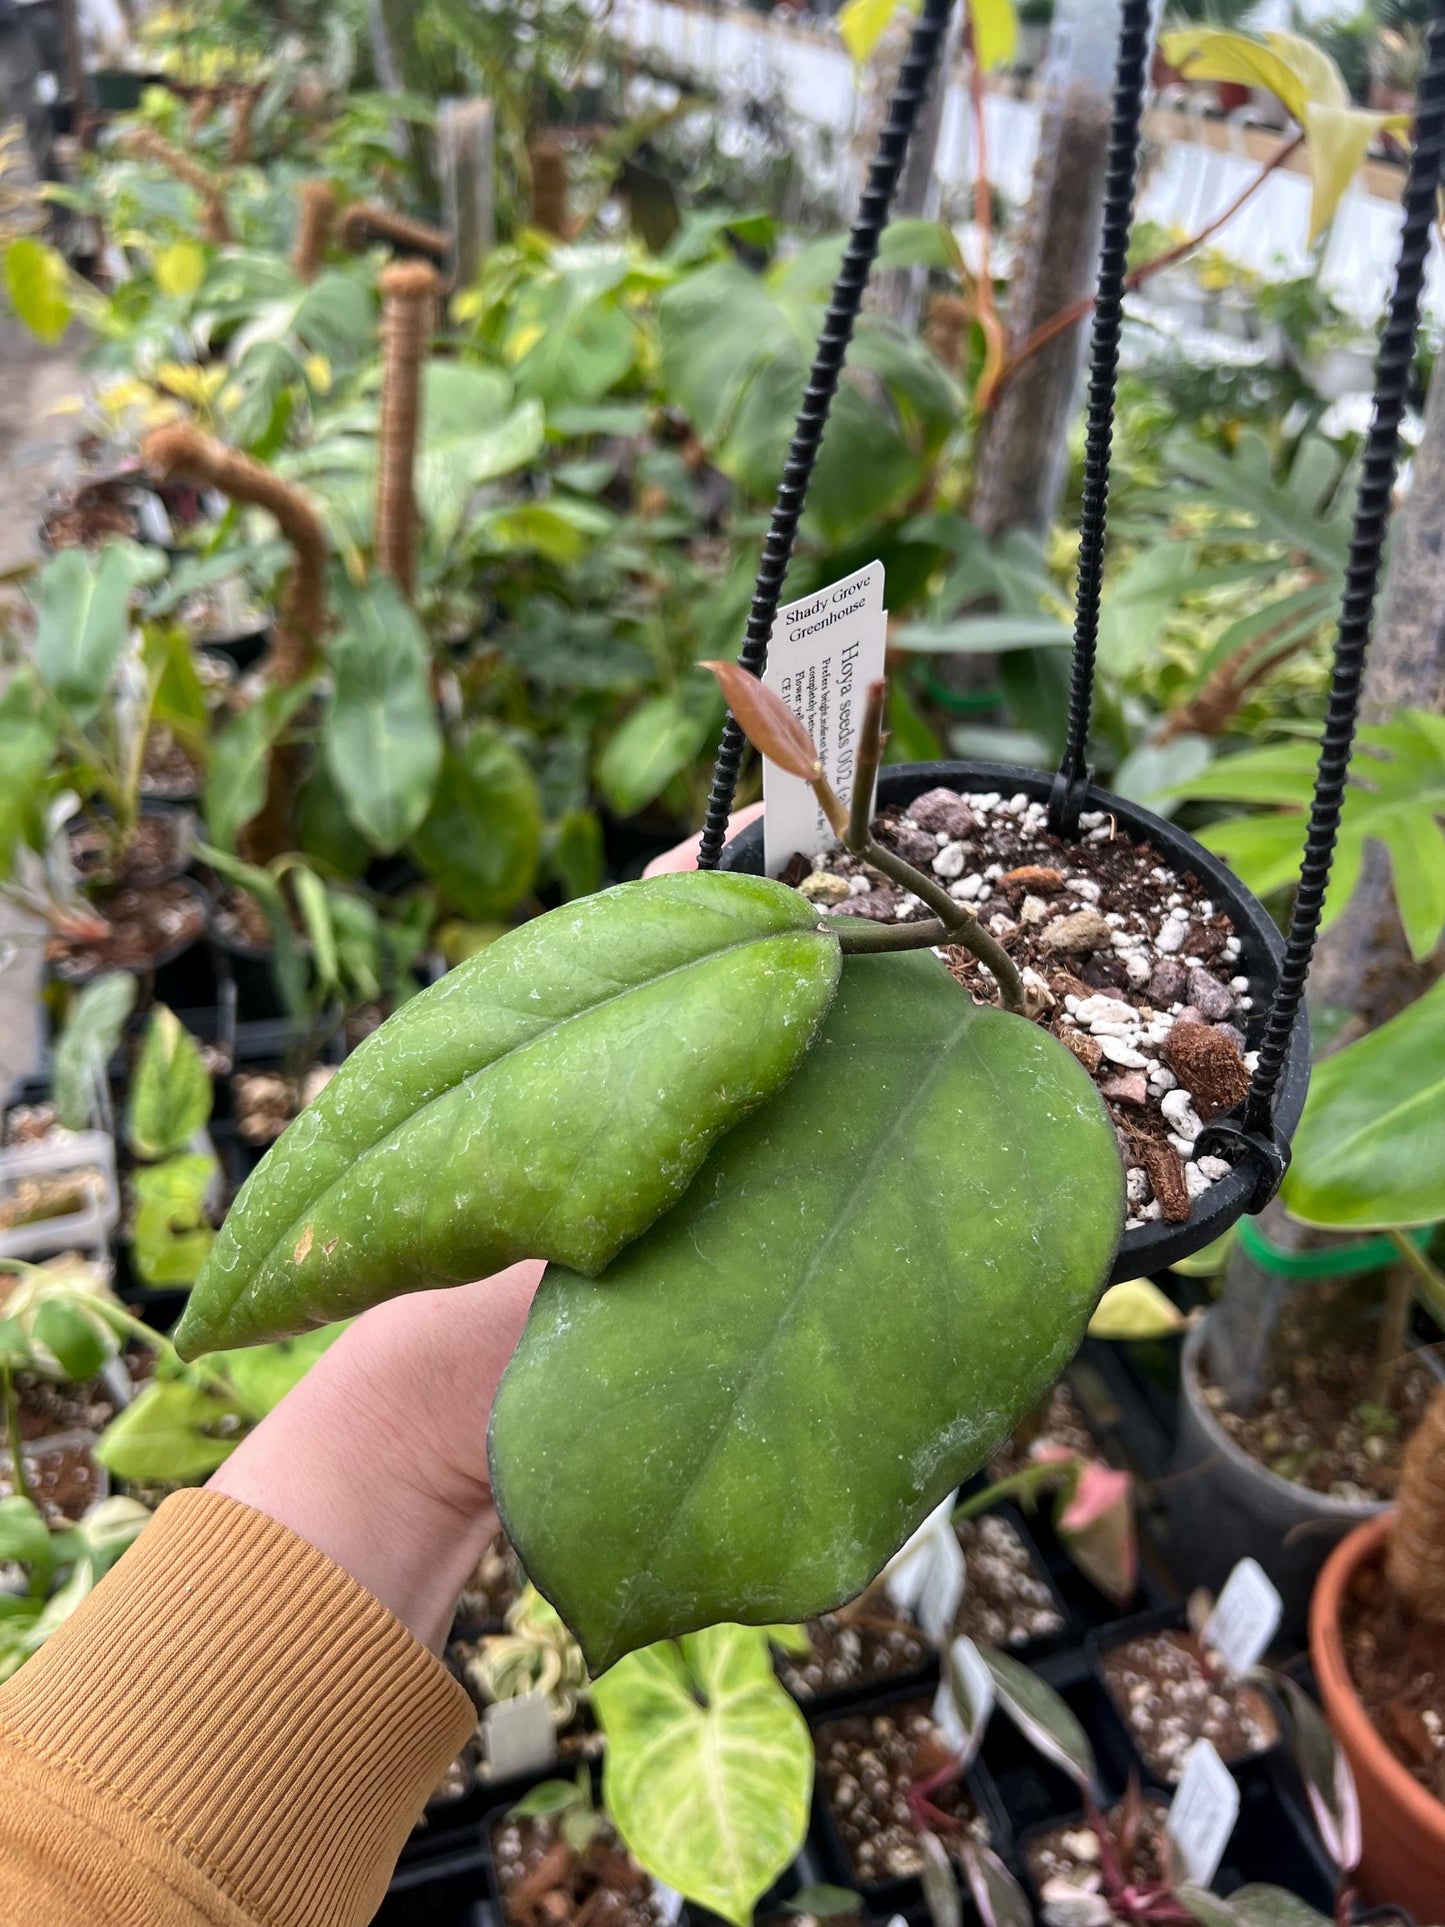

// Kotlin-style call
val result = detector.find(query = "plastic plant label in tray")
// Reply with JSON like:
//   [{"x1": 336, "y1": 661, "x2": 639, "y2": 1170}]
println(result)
[
  {"x1": 1203, "y1": 1557, "x2": 1282, "y2": 1676},
  {"x1": 1167, "y1": 1738, "x2": 1239, "y2": 1887}
]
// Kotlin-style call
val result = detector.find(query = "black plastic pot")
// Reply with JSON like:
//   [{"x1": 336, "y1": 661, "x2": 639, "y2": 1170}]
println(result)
[
  {"x1": 91, "y1": 69, "x2": 168, "y2": 111},
  {"x1": 1085, "y1": 1601, "x2": 1284, "y2": 1793},
  {"x1": 45, "y1": 874, "x2": 214, "y2": 1005},
  {"x1": 716, "y1": 762, "x2": 1312, "y2": 1284},
  {"x1": 198, "y1": 626, "x2": 273, "y2": 675},
  {"x1": 810, "y1": 1681, "x2": 1011, "y2": 1911}
]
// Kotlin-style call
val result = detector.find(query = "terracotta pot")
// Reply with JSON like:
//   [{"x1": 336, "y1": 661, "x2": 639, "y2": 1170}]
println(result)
[{"x1": 1310, "y1": 1512, "x2": 1445, "y2": 1916}]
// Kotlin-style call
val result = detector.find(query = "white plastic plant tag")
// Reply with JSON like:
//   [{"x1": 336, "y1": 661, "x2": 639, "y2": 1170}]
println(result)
[
  {"x1": 1167, "y1": 1738, "x2": 1239, "y2": 1887},
  {"x1": 652, "y1": 1885, "x2": 685, "y2": 1925},
  {"x1": 916, "y1": 1522, "x2": 966, "y2": 1643},
  {"x1": 932, "y1": 1635, "x2": 996, "y2": 1754},
  {"x1": 883, "y1": 1490, "x2": 957, "y2": 1613},
  {"x1": 482, "y1": 1693, "x2": 556, "y2": 1780},
  {"x1": 761, "y1": 560, "x2": 887, "y2": 876},
  {"x1": 1203, "y1": 1558, "x2": 1282, "y2": 1675}
]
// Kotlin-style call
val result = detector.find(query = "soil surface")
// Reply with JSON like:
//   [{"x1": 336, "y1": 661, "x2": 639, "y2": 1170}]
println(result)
[
  {"x1": 952, "y1": 1513, "x2": 1065, "y2": 1649},
  {"x1": 423, "y1": 1745, "x2": 475, "y2": 1811},
  {"x1": 68, "y1": 810, "x2": 187, "y2": 888},
  {"x1": 775, "y1": 1610, "x2": 930, "y2": 1703},
  {"x1": 491, "y1": 1813, "x2": 668, "y2": 1927},
  {"x1": 0, "y1": 1164, "x2": 107, "y2": 1232},
  {"x1": 1098, "y1": 1628, "x2": 1277, "y2": 1783},
  {"x1": 1342, "y1": 1545, "x2": 1445, "y2": 1802},
  {"x1": 213, "y1": 886, "x2": 273, "y2": 952},
  {"x1": 788, "y1": 790, "x2": 1257, "y2": 1229},
  {"x1": 455, "y1": 1526, "x2": 524, "y2": 1629},
  {"x1": 233, "y1": 1065, "x2": 335, "y2": 1145},
  {"x1": 42, "y1": 489, "x2": 139, "y2": 549},
  {"x1": 2, "y1": 1102, "x2": 59, "y2": 1147},
  {"x1": 0, "y1": 1440, "x2": 103, "y2": 1522},
  {"x1": 1198, "y1": 1288, "x2": 1437, "y2": 1500},
  {"x1": 988, "y1": 1380, "x2": 1096, "y2": 1482},
  {"x1": 141, "y1": 731, "x2": 204, "y2": 800},
  {"x1": 815, "y1": 1697, "x2": 987, "y2": 1886},
  {"x1": 47, "y1": 879, "x2": 206, "y2": 978},
  {"x1": 1024, "y1": 1793, "x2": 1170, "y2": 1904}
]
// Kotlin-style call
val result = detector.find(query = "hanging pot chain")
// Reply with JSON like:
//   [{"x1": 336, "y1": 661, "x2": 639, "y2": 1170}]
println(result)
[
  {"x1": 1199, "y1": 0, "x2": 1445, "y2": 1203},
  {"x1": 1047, "y1": 0, "x2": 1153, "y2": 839},
  {"x1": 696, "y1": 0, "x2": 957, "y2": 871}
]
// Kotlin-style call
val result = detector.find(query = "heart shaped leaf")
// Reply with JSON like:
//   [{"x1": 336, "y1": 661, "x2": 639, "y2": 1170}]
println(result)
[
  {"x1": 594, "y1": 1623, "x2": 812, "y2": 1927},
  {"x1": 176, "y1": 872, "x2": 840, "y2": 1357},
  {"x1": 490, "y1": 950, "x2": 1122, "y2": 1670}
]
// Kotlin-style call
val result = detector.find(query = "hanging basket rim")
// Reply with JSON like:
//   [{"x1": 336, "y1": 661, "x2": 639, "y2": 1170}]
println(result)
[{"x1": 714, "y1": 758, "x2": 1311, "y2": 1287}]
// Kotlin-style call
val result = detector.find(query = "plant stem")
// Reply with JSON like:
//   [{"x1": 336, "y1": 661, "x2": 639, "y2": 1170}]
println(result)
[
  {"x1": 953, "y1": 1459, "x2": 1072, "y2": 1521},
  {"x1": 979, "y1": 132, "x2": 1306, "y2": 414},
  {"x1": 861, "y1": 839, "x2": 1027, "y2": 1011},
  {"x1": 3, "y1": 1363, "x2": 31, "y2": 1506},
  {"x1": 1387, "y1": 1229, "x2": 1445, "y2": 1330},
  {"x1": 846, "y1": 681, "x2": 887, "y2": 852},
  {"x1": 1372, "y1": 1260, "x2": 1414, "y2": 1408},
  {"x1": 833, "y1": 916, "x2": 952, "y2": 953}
]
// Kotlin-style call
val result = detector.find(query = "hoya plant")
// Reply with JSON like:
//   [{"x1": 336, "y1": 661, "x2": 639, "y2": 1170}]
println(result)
[{"x1": 177, "y1": 666, "x2": 1123, "y2": 1672}]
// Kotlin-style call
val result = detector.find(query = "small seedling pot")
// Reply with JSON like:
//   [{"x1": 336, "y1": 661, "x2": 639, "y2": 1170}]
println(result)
[
  {"x1": 951, "y1": 1500, "x2": 1075, "y2": 1663},
  {"x1": 1311, "y1": 1513, "x2": 1445, "y2": 1917},
  {"x1": 809, "y1": 1680, "x2": 1011, "y2": 1912},
  {"x1": 45, "y1": 874, "x2": 213, "y2": 999},
  {"x1": 775, "y1": 1607, "x2": 937, "y2": 1721},
  {"x1": 1085, "y1": 1601, "x2": 1282, "y2": 1792},
  {"x1": 0, "y1": 1128, "x2": 119, "y2": 1262},
  {"x1": 1170, "y1": 1318, "x2": 1394, "y2": 1646},
  {"x1": 977, "y1": 1646, "x2": 1135, "y2": 1839},
  {"x1": 198, "y1": 625, "x2": 274, "y2": 675},
  {"x1": 717, "y1": 761, "x2": 1311, "y2": 1285},
  {"x1": 483, "y1": 1782, "x2": 669, "y2": 1927}
]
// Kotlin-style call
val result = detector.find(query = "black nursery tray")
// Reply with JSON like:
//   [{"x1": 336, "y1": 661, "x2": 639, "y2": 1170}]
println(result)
[{"x1": 717, "y1": 761, "x2": 1312, "y2": 1286}]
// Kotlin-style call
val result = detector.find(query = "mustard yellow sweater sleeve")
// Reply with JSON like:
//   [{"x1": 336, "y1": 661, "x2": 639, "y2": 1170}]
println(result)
[{"x1": 0, "y1": 1487, "x2": 476, "y2": 1927}]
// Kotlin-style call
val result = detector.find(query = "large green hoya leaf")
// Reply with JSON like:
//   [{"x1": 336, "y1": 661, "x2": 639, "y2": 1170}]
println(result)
[
  {"x1": 490, "y1": 950, "x2": 1122, "y2": 1671},
  {"x1": 1282, "y1": 977, "x2": 1445, "y2": 1231},
  {"x1": 175, "y1": 873, "x2": 841, "y2": 1357},
  {"x1": 594, "y1": 1624, "x2": 811, "y2": 1927}
]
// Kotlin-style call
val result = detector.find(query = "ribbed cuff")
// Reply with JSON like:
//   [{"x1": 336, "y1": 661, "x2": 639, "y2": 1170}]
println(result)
[{"x1": 0, "y1": 1487, "x2": 475, "y2": 1927}]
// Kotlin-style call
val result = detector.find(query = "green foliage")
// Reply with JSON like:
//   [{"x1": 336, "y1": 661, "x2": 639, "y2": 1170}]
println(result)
[
  {"x1": 53, "y1": 973, "x2": 137, "y2": 1130},
  {"x1": 4, "y1": 238, "x2": 72, "y2": 344},
  {"x1": 417, "y1": 362, "x2": 546, "y2": 548},
  {"x1": 491, "y1": 950, "x2": 1122, "y2": 1670},
  {"x1": 324, "y1": 575, "x2": 443, "y2": 855},
  {"x1": 130, "y1": 1153, "x2": 218, "y2": 1286},
  {"x1": 127, "y1": 1005, "x2": 214, "y2": 1160},
  {"x1": 1173, "y1": 712, "x2": 1445, "y2": 960},
  {"x1": 412, "y1": 725, "x2": 542, "y2": 920},
  {"x1": 594, "y1": 1624, "x2": 812, "y2": 1926},
  {"x1": 0, "y1": 1495, "x2": 148, "y2": 1680},
  {"x1": 176, "y1": 874, "x2": 841, "y2": 1356},
  {"x1": 1282, "y1": 977, "x2": 1445, "y2": 1230},
  {"x1": 204, "y1": 683, "x2": 314, "y2": 852},
  {"x1": 32, "y1": 544, "x2": 160, "y2": 726},
  {"x1": 0, "y1": 674, "x2": 58, "y2": 877}
]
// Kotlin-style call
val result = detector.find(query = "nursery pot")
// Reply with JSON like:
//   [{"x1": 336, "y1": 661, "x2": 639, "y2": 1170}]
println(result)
[
  {"x1": 1171, "y1": 1318, "x2": 1385, "y2": 1644},
  {"x1": 1311, "y1": 1513, "x2": 1445, "y2": 1917},
  {"x1": 716, "y1": 761, "x2": 1311, "y2": 1285}
]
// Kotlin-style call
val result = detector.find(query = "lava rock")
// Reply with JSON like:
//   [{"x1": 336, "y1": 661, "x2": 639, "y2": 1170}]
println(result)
[
  {"x1": 1186, "y1": 968, "x2": 1235, "y2": 1022},
  {"x1": 1081, "y1": 954, "x2": 1130, "y2": 991},
  {"x1": 1099, "y1": 1070, "x2": 1149, "y2": 1108},
  {"x1": 831, "y1": 892, "x2": 900, "y2": 920},
  {"x1": 906, "y1": 788, "x2": 977, "y2": 839},
  {"x1": 888, "y1": 822, "x2": 942, "y2": 869},
  {"x1": 1147, "y1": 958, "x2": 1188, "y2": 1006}
]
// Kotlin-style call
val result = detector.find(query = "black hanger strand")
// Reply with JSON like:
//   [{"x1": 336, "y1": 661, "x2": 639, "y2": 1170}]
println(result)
[
  {"x1": 1047, "y1": 0, "x2": 1154, "y2": 838},
  {"x1": 696, "y1": 0, "x2": 957, "y2": 870}
]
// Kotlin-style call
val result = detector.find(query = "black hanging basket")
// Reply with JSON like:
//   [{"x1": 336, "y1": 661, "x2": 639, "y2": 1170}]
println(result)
[{"x1": 695, "y1": 0, "x2": 1445, "y2": 1274}]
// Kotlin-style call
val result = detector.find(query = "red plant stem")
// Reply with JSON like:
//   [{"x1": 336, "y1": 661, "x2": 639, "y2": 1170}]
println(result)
[{"x1": 980, "y1": 130, "x2": 1307, "y2": 414}]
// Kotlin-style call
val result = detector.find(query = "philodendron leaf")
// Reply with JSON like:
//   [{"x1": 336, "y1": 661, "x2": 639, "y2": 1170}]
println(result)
[
  {"x1": 130, "y1": 1153, "x2": 218, "y2": 1286},
  {"x1": 490, "y1": 950, "x2": 1122, "y2": 1670},
  {"x1": 593, "y1": 1623, "x2": 812, "y2": 1927},
  {"x1": 324, "y1": 574, "x2": 442, "y2": 855},
  {"x1": 53, "y1": 971, "x2": 137, "y2": 1130},
  {"x1": 95, "y1": 1378, "x2": 244, "y2": 1483},
  {"x1": 175, "y1": 873, "x2": 841, "y2": 1357},
  {"x1": 1281, "y1": 976, "x2": 1445, "y2": 1230},
  {"x1": 127, "y1": 1004, "x2": 213, "y2": 1160}
]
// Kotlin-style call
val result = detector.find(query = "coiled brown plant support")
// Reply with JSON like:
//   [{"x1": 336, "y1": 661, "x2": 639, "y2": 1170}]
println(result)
[
  {"x1": 143, "y1": 422, "x2": 326, "y2": 858},
  {"x1": 122, "y1": 127, "x2": 232, "y2": 246},
  {"x1": 1388, "y1": 1383, "x2": 1445, "y2": 1625},
  {"x1": 375, "y1": 262, "x2": 439, "y2": 599},
  {"x1": 292, "y1": 180, "x2": 337, "y2": 283},
  {"x1": 229, "y1": 84, "x2": 259, "y2": 166},
  {"x1": 339, "y1": 201, "x2": 449, "y2": 263},
  {"x1": 528, "y1": 134, "x2": 569, "y2": 238}
]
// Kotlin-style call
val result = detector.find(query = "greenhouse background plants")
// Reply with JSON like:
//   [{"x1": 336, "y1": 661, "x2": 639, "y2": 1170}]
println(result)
[{"x1": 0, "y1": 0, "x2": 1443, "y2": 1918}]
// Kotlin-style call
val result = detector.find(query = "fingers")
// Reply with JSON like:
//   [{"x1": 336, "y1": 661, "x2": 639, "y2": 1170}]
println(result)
[{"x1": 643, "y1": 802, "x2": 766, "y2": 879}]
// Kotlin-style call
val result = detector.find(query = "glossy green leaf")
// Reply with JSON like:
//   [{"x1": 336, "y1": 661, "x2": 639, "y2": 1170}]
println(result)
[
  {"x1": 95, "y1": 1377, "x2": 243, "y2": 1482},
  {"x1": 127, "y1": 1005, "x2": 214, "y2": 1160},
  {"x1": 981, "y1": 1645, "x2": 1096, "y2": 1788},
  {"x1": 1282, "y1": 977, "x2": 1445, "y2": 1230},
  {"x1": 204, "y1": 683, "x2": 313, "y2": 851},
  {"x1": 4, "y1": 237, "x2": 71, "y2": 344},
  {"x1": 594, "y1": 1624, "x2": 812, "y2": 1927},
  {"x1": 324, "y1": 575, "x2": 442, "y2": 855},
  {"x1": 33, "y1": 545, "x2": 148, "y2": 724},
  {"x1": 1088, "y1": 1278, "x2": 1187, "y2": 1339},
  {"x1": 597, "y1": 695, "x2": 713, "y2": 816},
  {"x1": 53, "y1": 972, "x2": 137, "y2": 1130},
  {"x1": 176, "y1": 873, "x2": 841, "y2": 1357},
  {"x1": 31, "y1": 1300, "x2": 110, "y2": 1384},
  {"x1": 490, "y1": 950, "x2": 1122, "y2": 1670},
  {"x1": 413, "y1": 725, "x2": 543, "y2": 920},
  {"x1": 130, "y1": 1153, "x2": 218, "y2": 1287},
  {"x1": 212, "y1": 1324, "x2": 348, "y2": 1413},
  {"x1": 0, "y1": 1497, "x2": 53, "y2": 1573},
  {"x1": 0, "y1": 672, "x2": 57, "y2": 876}
]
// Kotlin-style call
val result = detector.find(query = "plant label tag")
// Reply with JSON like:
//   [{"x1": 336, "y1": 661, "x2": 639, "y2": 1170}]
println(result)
[
  {"x1": 883, "y1": 1490, "x2": 957, "y2": 1613},
  {"x1": 652, "y1": 1885, "x2": 685, "y2": 1925},
  {"x1": 761, "y1": 560, "x2": 887, "y2": 876},
  {"x1": 483, "y1": 1692, "x2": 556, "y2": 1780},
  {"x1": 1167, "y1": 1738, "x2": 1239, "y2": 1887},
  {"x1": 916, "y1": 1523, "x2": 966, "y2": 1643},
  {"x1": 931, "y1": 1635, "x2": 995, "y2": 1756},
  {"x1": 1203, "y1": 1558, "x2": 1282, "y2": 1675}
]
